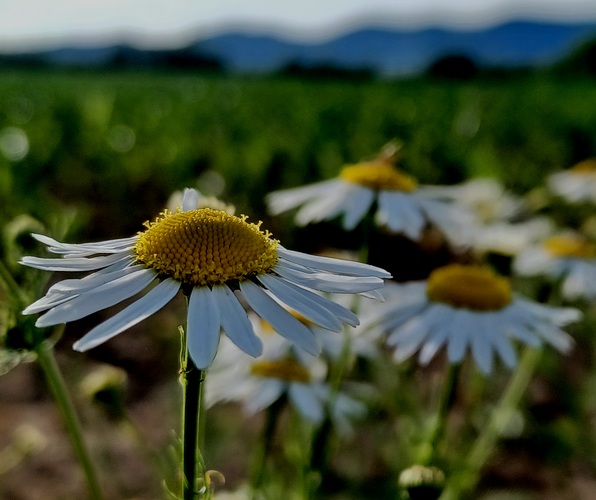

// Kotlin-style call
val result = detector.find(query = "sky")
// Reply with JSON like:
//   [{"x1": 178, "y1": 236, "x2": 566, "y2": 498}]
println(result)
[{"x1": 2, "y1": 0, "x2": 596, "y2": 51}]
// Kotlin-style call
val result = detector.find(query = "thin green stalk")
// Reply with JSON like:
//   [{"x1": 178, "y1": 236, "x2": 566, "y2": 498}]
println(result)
[
  {"x1": 181, "y1": 359, "x2": 206, "y2": 499},
  {"x1": 422, "y1": 363, "x2": 461, "y2": 466},
  {"x1": 250, "y1": 397, "x2": 285, "y2": 499},
  {"x1": 181, "y1": 355, "x2": 206, "y2": 500},
  {"x1": 440, "y1": 347, "x2": 542, "y2": 499},
  {"x1": 35, "y1": 341, "x2": 103, "y2": 500}
]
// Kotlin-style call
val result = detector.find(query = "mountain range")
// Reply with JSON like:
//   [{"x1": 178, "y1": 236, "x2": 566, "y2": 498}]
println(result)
[{"x1": 3, "y1": 20, "x2": 596, "y2": 75}]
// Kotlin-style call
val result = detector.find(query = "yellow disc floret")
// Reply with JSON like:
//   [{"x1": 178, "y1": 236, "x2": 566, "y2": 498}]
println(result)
[
  {"x1": 570, "y1": 158, "x2": 596, "y2": 175},
  {"x1": 544, "y1": 235, "x2": 596, "y2": 259},
  {"x1": 427, "y1": 264, "x2": 511, "y2": 311},
  {"x1": 134, "y1": 208, "x2": 278, "y2": 287},
  {"x1": 340, "y1": 161, "x2": 418, "y2": 192},
  {"x1": 250, "y1": 359, "x2": 311, "y2": 383}
]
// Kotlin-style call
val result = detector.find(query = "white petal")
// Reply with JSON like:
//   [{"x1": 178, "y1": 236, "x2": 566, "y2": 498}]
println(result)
[
  {"x1": 293, "y1": 182, "x2": 356, "y2": 226},
  {"x1": 240, "y1": 280, "x2": 320, "y2": 355},
  {"x1": 342, "y1": 186, "x2": 375, "y2": 230},
  {"x1": 288, "y1": 383, "x2": 324, "y2": 423},
  {"x1": 418, "y1": 321, "x2": 452, "y2": 365},
  {"x1": 73, "y1": 278, "x2": 180, "y2": 351},
  {"x1": 273, "y1": 262, "x2": 384, "y2": 294},
  {"x1": 535, "y1": 323, "x2": 574, "y2": 353},
  {"x1": 36, "y1": 268, "x2": 156, "y2": 327},
  {"x1": 492, "y1": 332, "x2": 518, "y2": 368},
  {"x1": 266, "y1": 180, "x2": 340, "y2": 215},
  {"x1": 48, "y1": 260, "x2": 137, "y2": 294},
  {"x1": 378, "y1": 192, "x2": 426, "y2": 239},
  {"x1": 446, "y1": 310, "x2": 475, "y2": 364},
  {"x1": 187, "y1": 286, "x2": 221, "y2": 369},
  {"x1": 182, "y1": 188, "x2": 200, "y2": 211},
  {"x1": 470, "y1": 319, "x2": 494, "y2": 374},
  {"x1": 21, "y1": 252, "x2": 131, "y2": 272},
  {"x1": 258, "y1": 274, "x2": 342, "y2": 332},
  {"x1": 277, "y1": 246, "x2": 391, "y2": 278},
  {"x1": 32, "y1": 233, "x2": 137, "y2": 256},
  {"x1": 211, "y1": 285, "x2": 262, "y2": 358},
  {"x1": 245, "y1": 379, "x2": 285, "y2": 413},
  {"x1": 386, "y1": 302, "x2": 443, "y2": 347}
]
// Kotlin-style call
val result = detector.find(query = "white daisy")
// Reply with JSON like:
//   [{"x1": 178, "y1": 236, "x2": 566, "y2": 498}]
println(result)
[
  {"x1": 514, "y1": 232, "x2": 596, "y2": 300},
  {"x1": 205, "y1": 331, "x2": 366, "y2": 429},
  {"x1": 419, "y1": 177, "x2": 554, "y2": 256},
  {"x1": 20, "y1": 189, "x2": 390, "y2": 369},
  {"x1": 418, "y1": 177, "x2": 523, "y2": 224},
  {"x1": 363, "y1": 264, "x2": 581, "y2": 374},
  {"x1": 266, "y1": 156, "x2": 473, "y2": 247},
  {"x1": 547, "y1": 158, "x2": 596, "y2": 204}
]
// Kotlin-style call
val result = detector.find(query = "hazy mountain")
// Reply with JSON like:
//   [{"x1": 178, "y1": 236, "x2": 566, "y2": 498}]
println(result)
[
  {"x1": 193, "y1": 21, "x2": 596, "y2": 74},
  {"x1": 3, "y1": 20, "x2": 596, "y2": 75}
]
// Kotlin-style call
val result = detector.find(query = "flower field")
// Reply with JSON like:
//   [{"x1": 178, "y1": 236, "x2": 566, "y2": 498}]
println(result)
[{"x1": 1, "y1": 68, "x2": 596, "y2": 499}]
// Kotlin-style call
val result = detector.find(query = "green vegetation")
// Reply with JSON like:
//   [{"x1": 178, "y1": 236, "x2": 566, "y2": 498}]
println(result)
[{"x1": 1, "y1": 69, "x2": 595, "y2": 236}]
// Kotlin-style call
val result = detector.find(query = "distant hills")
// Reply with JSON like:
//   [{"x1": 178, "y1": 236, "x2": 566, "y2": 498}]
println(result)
[{"x1": 2, "y1": 20, "x2": 596, "y2": 76}]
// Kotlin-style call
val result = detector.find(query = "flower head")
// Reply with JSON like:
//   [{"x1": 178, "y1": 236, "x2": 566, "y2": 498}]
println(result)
[
  {"x1": 514, "y1": 232, "x2": 596, "y2": 300},
  {"x1": 20, "y1": 189, "x2": 390, "y2": 369},
  {"x1": 418, "y1": 178, "x2": 554, "y2": 256},
  {"x1": 547, "y1": 158, "x2": 596, "y2": 204},
  {"x1": 266, "y1": 149, "x2": 473, "y2": 247},
  {"x1": 205, "y1": 324, "x2": 366, "y2": 429},
  {"x1": 363, "y1": 264, "x2": 580, "y2": 374}
]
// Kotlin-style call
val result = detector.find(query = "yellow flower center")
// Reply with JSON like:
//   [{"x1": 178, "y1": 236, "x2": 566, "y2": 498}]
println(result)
[
  {"x1": 250, "y1": 359, "x2": 311, "y2": 383},
  {"x1": 134, "y1": 208, "x2": 278, "y2": 287},
  {"x1": 427, "y1": 264, "x2": 511, "y2": 311},
  {"x1": 340, "y1": 161, "x2": 417, "y2": 192},
  {"x1": 570, "y1": 158, "x2": 596, "y2": 175},
  {"x1": 544, "y1": 235, "x2": 596, "y2": 259}
]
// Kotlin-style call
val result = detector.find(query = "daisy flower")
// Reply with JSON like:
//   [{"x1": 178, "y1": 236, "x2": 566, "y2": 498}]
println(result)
[
  {"x1": 20, "y1": 189, "x2": 390, "y2": 369},
  {"x1": 547, "y1": 158, "x2": 596, "y2": 204},
  {"x1": 363, "y1": 264, "x2": 581, "y2": 374},
  {"x1": 266, "y1": 153, "x2": 473, "y2": 247},
  {"x1": 420, "y1": 177, "x2": 554, "y2": 256},
  {"x1": 205, "y1": 329, "x2": 366, "y2": 429},
  {"x1": 514, "y1": 232, "x2": 596, "y2": 300}
]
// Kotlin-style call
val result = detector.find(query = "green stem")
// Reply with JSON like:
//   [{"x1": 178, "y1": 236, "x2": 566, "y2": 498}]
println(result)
[
  {"x1": 250, "y1": 397, "x2": 284, "y2": 498},
  {"x1": 440, "y1": 347, "x2": 542, "y2": 500},
  {"x1": 422, "y1": 363, "x2": 461, "y2": 466},
  {"x1": 35, "y1": 342, "x2": 103, "y2": 500},
  {"x1": 182, "y1": 355, "x2": 206, "y2": 500}
]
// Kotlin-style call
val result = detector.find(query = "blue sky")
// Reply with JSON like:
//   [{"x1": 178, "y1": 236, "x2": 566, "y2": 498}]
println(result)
[{"x1": 2, "y1": 0, "x2": 596, "y2": 51}]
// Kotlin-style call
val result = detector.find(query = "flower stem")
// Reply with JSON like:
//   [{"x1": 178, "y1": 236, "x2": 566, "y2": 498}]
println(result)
[
  {"x1": 182, "y1": 354, "x2": 206, "y2": 500},
  {"x1": 250, "y1": 397, "x2": 284, "y2": 498},
  {"x1": 35, "y1": 341, "x2": 103, "y2": 500},
  {"x1": 440, "y1": 347, "x2": 542, "y2": 499},
  {"x1": 422, "y1": 362, "x2": 461, "y2": 465}
]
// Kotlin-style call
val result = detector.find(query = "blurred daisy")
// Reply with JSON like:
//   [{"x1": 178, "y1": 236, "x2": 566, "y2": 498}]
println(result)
[
  {"x1": 266, "y1": 148, "x2": 473, "y2": 247},
  {"x1": 514, "y1": 232, "x2": 596, "y2": 300},
  {"x1": 548, "y1": 158, "x2": 596, "y2": 204},
  {"x1": 363, "y1": 264, "x2": 580, "y2": 374},
  {"x1": 205, "y1": 330, "x2": 366, "y2": 429},
  {"x1": 20, "y1": 189, "x2": 390, "y2": 369},
  {"x1": 419, "y1": 177, "x2": 522, "y2": 224},
  {"x1": 421, "y1": 178, "x2": 554, "y2": 256}
]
